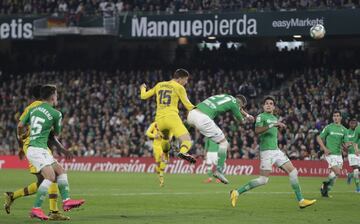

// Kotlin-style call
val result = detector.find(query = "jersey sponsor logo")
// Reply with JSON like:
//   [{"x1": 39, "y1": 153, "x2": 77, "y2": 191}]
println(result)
[
  {"x1": 330, "y1": 132, "x2": 344, "y2": 136},
  {"x1": 266, "y1": 119, "x2": 277, "y2": 124}
]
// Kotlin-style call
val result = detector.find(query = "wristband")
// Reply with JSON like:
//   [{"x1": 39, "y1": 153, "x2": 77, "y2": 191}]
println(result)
[
  {"x1": 246, "y1": 114, "x2": 251, "y2": 118},
  {"x1": 268, "y1": 124, "x2": 274, "y2": 128}
]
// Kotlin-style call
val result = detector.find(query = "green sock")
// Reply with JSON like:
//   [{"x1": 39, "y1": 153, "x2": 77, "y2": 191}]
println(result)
[
  {"x1": 57, "y1": 174, "x2": 70, "y2": 200},
  {"x1": 290, "y1": 182, "x2": 303, "y2": 201},
  {"x1": 355, "y1": 177, "x2": 359, "y2": 189},
  {"x1": 34, "y1": 179, "x2": 52, "y2": 208},
  {"x1": 237, "y1": 178, "x2": 265, "y2": 194},
  {"x1": 289, "y1": 170, "x2": 303, "y2": 201},
  {"x1": 217, "y1": 147, "x2": 227, "y2": 172},
  {"x1": 327, "y1": 176, "x2": 337, "y2": 191},
  {"x1": 354, "y1": 170, "x2": 359, "y2": 190},
  {"x1": 206, "y1": 165, "x2": 212, "y2": 177}
]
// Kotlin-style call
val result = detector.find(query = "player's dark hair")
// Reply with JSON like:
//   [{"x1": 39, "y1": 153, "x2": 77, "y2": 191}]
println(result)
[
  {"x1": 40, "y1": 85, "x2": 57, "y2": 100},
  {"x1": 263, "y1": 95, "x2": 276, "y2": 105},
  {"x1": 30, "y1": 85, "x2": 42, "y2": 99},
  {"x1": 236, "y1": 94, "x2": 247, "y2": 107},
  {"x1": 173, "y1": 69, "x2": 190, "y2": 78},
  {"x1": 332, "y1": 110, "x2": 342, "y2": 117},
  {"x1": 349, "y1": 117, "x2": 357, "y2": 122}
]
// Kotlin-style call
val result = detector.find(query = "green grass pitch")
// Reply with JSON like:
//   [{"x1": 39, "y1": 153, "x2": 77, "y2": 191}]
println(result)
[{"x1": 1, "y1": 170, "x2": 360, "y2": 224}]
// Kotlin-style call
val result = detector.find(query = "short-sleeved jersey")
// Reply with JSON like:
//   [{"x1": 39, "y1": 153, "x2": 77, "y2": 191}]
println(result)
[
  {"x1": 20, "y1": 102, "x2": 62, "y2": 149},
  {"x1": 255, "y1": 112, "x2": 278, "y2": 151},
  {"x1": 140, "y1": 80, "x2": 194, "y2": 119},
  {"x1": 204, "y1": 137, "x2": 219, "y2": 152},
  {"x1": 319, "y1": 123, "x2": 346, "y2": 155},
  {"x1": 196, "y1": 94, "x2": 244, "y2": 121},
  {"x1": 345, "y1": 128, "x2": 357, "y2": 154},
  {"x1": 19, "y1": 100, "x2": 43, "y2": 152},
  {"x1": 146, "y1": 122, "x2": 173, "y2": 147}
]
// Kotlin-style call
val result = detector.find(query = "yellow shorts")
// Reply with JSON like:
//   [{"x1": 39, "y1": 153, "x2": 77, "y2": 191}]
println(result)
[{"x1": 156, "y1": 115, "x2": 189, "y2": 138}]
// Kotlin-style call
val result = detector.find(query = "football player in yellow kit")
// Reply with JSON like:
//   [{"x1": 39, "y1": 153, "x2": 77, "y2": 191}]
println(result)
[
  {"x1": 140, "y1": 69, "x2": 196, "y2": 163},
  {"x1": 146, "y1": 122, "x2": 173, "y2": 187}
]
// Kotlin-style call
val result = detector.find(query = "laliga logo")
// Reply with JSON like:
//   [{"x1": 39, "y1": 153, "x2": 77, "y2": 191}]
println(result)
[{"x1": 0, "y1": 19, "x2": 32, "y2": 39}]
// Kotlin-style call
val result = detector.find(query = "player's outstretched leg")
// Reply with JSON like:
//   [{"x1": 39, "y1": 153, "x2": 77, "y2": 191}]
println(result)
[
  {"x1": 230, "y1": 176, "x2": 269, "y2": 207},
  {"x1": 4, "y1": 182, "x2": 39, "y2": 214},
  {"x1": 3, "y1": 192, "x2": 14, "y2": 214},
  {"x1": 213, "y1": 170, "x2": 229, "y2": 184},
  {"x1": 178, "y1": 152, "x2": 196, "y2": 163}
]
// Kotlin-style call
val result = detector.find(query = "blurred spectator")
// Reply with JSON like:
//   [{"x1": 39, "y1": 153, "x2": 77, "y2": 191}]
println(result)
[{"x1": 0, "y1": 0, "x2": 359, "y2": 15}]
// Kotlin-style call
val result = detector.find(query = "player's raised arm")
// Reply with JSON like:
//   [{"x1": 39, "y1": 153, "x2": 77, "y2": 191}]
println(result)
[
  {"x1": 140, "y1": 83, "x2": 156, "y2": 100},
  {"x1": 178, "y1": 85, "x2": 194, "y2": 111}
]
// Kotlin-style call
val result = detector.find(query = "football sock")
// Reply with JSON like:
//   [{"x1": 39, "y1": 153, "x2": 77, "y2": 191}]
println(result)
[
  {"x1": 216, "y1": 141, "x2": 229, "y2": 172},
  {"x1": 237, "y1": 176, "x2": 269, "y2": 194},
  {"x1": 48, "y1": 183, "x2": 59, "y2": 212},
  {"x1": 13, "y1": 182, "x2": 38, "y2": 200},
  {"x1": 159, "y1": 161, "x2": 166, "y2": 176},
  {"x1": 289, "y1": 169, "x2": 304, "y2": 201},
  {"x1": 206, "y1": 164, "x2": 213, "y2": 177},
  {"x1": 353, "y1": 169, "x2": 359, "y2": 190},
  {"x1": 57, "y1": 174, "x2": 70, "y2": 201},
  {"x1": 155, "y1": 163, "x2": 160, "y2": 174},
  {"x1": 327, "y1": 172, "x2": 337, "y2": 191},
  {"x1": 179, "y1": 140, "x2": 192, "y2": 154},
  {"x1": 34, "y1": 179, "x2": 52, "y2": 208}
]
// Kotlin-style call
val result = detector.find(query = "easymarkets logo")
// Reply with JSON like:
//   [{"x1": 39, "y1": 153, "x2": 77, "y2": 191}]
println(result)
[
  {"x1": 0, "y1": 19, "x2": 32, "y2": 39},
  {"x1": 272, "y1": 17, "x2": 324, "y2": 29},
  {"x1": 131, "y1": 15, "x2": 257, "y2": 37}
]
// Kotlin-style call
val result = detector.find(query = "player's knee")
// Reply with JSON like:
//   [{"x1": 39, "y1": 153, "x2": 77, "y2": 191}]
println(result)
[
  {"x1": 219, "y1": 140, "x2": 229, "y2": 150},
  {"x1": 257, "y1": 176, "x2": 269, "y2": 185},
  {"x1": 329, "y1": 171, "x2": 338, "y2": 178},
  {"x1": 289, "y1": 168, "x2": 298, "y2": 178}
]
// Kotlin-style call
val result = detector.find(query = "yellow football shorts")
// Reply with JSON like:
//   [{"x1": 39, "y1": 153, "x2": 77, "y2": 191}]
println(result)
[{"x1": 156, "y1": 115, "x2": 189, "y2": 138}]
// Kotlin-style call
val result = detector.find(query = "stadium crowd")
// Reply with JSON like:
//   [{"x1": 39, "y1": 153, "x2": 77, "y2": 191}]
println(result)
[
  {"x1": 0, "y1": 0, "x2": 359, "y2": 15},
  {"x1": 0, "y1": 65, "x2": 358, "y2": 160}
]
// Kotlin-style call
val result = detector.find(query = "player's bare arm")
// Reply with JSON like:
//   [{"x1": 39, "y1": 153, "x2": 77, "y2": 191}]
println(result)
[{"x1": 316, "y1": 135, "x2": 330, "y2": 156}]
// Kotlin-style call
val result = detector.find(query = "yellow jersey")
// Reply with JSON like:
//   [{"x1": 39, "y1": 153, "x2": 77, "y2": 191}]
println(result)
[
  {"x1": 19, "y1": 100, "x2": 43, "y2": 153},
  {"x1": 146, "y1": 122, "x2": 173, "y2": 147},
  {"x1": 140, "y1": 80, "x2": 194, "y2": 119}
]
